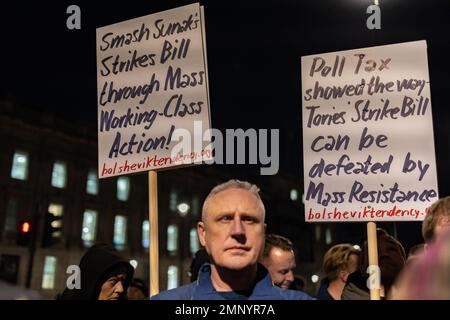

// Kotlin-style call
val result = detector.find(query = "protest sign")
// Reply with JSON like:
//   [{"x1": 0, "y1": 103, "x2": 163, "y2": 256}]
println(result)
[
  {"x1": 301, "y1": 41, "x2": 438, "y2": 222},
  {"x1": 96, "y1": 3, "x2": 211, "y2": 179}
]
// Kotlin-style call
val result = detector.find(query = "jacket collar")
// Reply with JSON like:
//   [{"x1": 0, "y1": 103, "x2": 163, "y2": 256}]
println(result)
[{"x1": 192, "y1": 263, "x2": 279, "y2": 299}]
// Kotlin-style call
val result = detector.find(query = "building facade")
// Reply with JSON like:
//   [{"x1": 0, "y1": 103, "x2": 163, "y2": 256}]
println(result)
[{"x1": 0, "y1": 100, "x2": 338, "y2": 298}]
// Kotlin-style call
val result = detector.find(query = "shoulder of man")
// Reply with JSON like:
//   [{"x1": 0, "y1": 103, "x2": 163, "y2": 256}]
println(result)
[
  {"x1": 150, "y1": 282, "x2": 196, "y2": 300},
  {"x1": 278, "y1": 288, "x2": 315, "y2": 300},
  {"x1": 259, "y1": 284, "x2": 314, "y2": 300}
]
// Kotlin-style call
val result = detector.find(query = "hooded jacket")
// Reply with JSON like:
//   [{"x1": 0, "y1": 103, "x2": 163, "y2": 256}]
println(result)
[{"x1": 59, "y1": 243, "x2": 134, "y2": 300}]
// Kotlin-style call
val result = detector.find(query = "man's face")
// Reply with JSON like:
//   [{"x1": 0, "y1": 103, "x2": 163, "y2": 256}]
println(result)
[
  {"x1": 265, "y1": 247, "x2": 296, "y2": 289},
  {"x1": 198, "y1": 188, "x2": 265, "y2": 271},
  {"x1": 98, "y1": 273, "x2": 127, "y2": 300},
  {"x1": 434, "y1": 216, "x2": 450, "y2": 241}
]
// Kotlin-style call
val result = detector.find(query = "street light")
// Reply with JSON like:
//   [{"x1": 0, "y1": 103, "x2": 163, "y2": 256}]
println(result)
[
  {"x1": 130, "y1": 259, "x2": 138, "y2": 269},
  {"x1": 177, "y1": 203, "x2": 190, "y2": 216}
]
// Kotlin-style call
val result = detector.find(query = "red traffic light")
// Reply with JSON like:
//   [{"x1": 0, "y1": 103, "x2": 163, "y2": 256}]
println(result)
[
  {"x1": 21, "y1": 221, "x2": 31, "y2": 233},
  {"x1": 17, "y1": 219, "x2": 32, "y2": 246}
]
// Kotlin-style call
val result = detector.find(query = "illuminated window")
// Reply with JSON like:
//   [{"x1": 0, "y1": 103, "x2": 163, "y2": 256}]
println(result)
[
  {"x1": 325, "y1": 228, "x2": 332, "y2": 245},
  {"x1": 167, "y1": 265, "x2": 179, "y2": 290},
  {"x1": 190, "y1": 228, "x2": 200, "y2": 256},
  {"x1": 86, "y1": 169, "x2": 99, "y2": 195},
  {"x1": 3, "y1": 199, "x2": 18, "y2": 234},
  {"x1": 82, "y1": 210, "x2": 97, "y2": 247},
  {"x1": 48, "y1": 203, "x2": 63, "y2": 238},
  {"x1": 11, "y1": 151, "x2": 29, "y2": 180},
  {"x1": 41, "y1": 256, "x2": 57, "y2": 289},
  {"x1": 167, "y1": 224, "x2": 178, "y2": 254},
  {"x1": 114, "y1": 215, "x2": 127, "y2": 250},
  {"x1": 169, "y1": 190, "x2": 177, "y2": 211},
  {"x1": 142, "y1": 220, "x2": 149, "y2": 249},
  {"x1": 116, "y1": 177, "x2": 130, "y2": 201},
  {"x1": 51, "y1": 161, "x2": 67, "y2": 188},
  {"x1": 315, "y1": 225, "x2": 321, "y2": 242}
]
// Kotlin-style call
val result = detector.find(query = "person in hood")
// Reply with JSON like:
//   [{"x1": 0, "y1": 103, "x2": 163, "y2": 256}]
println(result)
[{"x1": 59, "y1": 243, "x2": 134, "y2": 300}]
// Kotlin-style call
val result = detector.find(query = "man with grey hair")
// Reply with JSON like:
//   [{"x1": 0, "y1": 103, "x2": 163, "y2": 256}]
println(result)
[{"x1": 152, "y1": 179, "x2": 312, "y2": 300}]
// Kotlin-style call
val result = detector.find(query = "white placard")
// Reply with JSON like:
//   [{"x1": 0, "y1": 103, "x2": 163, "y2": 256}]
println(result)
[
  {"x1": 96, "y1": 3, "x2": 212, "y2": 178},
  {"x1": 301, "y1": 41, "x2": 438, "y2": 222}
]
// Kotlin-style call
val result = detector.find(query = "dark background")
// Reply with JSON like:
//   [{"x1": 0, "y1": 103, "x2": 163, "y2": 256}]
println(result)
[{"x1": 1, "y1": 0, "x2": 449, "y2": 250}]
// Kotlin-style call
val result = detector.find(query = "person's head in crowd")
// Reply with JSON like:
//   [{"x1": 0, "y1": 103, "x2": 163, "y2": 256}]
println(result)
[
  {"x1": 197, "y1": 179, "x2": 266, "y2": 290},
  {"x1": 406, "y1": 243, "x2": 425, "y2": 264},
  {"x1": 59, "y1": 243, "x2": 134, "y2": 300},
  {"x1": 151, "y1": 179, "x2": 313, "y2": 300},
  {"x1": 360, "y1": 229, "x2": 406, "y2": 297},
  {"x1": 390, "y1": 230, "x2": 450, "y2": 300},
  {"x1": 319, "y1": 244, "x2": 360, "y2": 300},
  {"x1": 422, "y1": 196, "x2": 450, "y2": 245},
  {"x1": 260, "y1": 233, "x2": 296, "y2": 289},
  {"x1": 290, "y1": 275, "x2": 306, "y2": 291},
  {"x1": 127, "y1": 278, "x2": 149, "y2": 300},
  {"x1": 341, "y1": 229, "x2": 406, "y2": 300},
  {"x1": 188, "y1": 248, "x2": 210, "y2": 282}
]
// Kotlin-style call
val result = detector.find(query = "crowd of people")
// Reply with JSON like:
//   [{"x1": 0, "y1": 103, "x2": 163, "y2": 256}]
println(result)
[{"x1": 12, "y1": 179, "x2": 449, "y2": 300}]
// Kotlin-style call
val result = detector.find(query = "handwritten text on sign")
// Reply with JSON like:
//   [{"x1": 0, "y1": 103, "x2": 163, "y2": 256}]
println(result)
[
  {"x1": 301, "y1": 41, "x2": 438, "y2": 222},
  {"x1": 96, "y1": 3, "x2": 211, "y2": 178}
]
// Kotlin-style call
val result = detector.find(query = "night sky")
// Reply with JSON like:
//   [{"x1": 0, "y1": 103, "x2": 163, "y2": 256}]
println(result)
[{"x1": 1, "y1": 0, "x2": 450, "y2": 248}]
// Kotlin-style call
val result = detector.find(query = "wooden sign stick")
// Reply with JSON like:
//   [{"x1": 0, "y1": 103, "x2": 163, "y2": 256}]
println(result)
[
  {"x1": 149, "y1": 170, "x2": 159, "y2": 296},
  {"x1": 367, "y1": 221, "x2": 380, "y2": 300}
]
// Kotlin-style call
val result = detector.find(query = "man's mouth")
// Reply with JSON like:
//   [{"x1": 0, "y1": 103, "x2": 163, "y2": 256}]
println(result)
[{"x1": 226, "y1": 246, "x2": 250, "y2": 252}]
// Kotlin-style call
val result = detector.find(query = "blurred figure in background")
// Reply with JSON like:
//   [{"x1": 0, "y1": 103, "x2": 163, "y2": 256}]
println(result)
[
  {"x1": 422, "y1": 196, "x2": 450, "y2": 246},
  {"x1": 290, "y1": 275, "x2": 306, "y2": 292},
  {"x1": 127, "y1": 278, "x2": 149, "y2": 300},
  {"x1": 316, "y1": 244, "x2": 360, "y2": 300},
  {"x1": 187, "y1": 248, "x2": 210, "y2": 282},
  {"x1": 260, "y1": 234, "x2": 297, "y2": 289},
  {"x1": 342, "y1": 229, "x2": 406, "y2": 300},
  {"x1": 406, "y1": 243, "x2": 425, "y2": 264},
  {"x1": 390, "y1": 230, "x2": 450, "y2": 300}
]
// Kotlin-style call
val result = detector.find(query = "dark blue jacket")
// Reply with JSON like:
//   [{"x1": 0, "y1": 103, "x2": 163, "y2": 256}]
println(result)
[
  {"x1": 152, "y1": 263, "x2": 313, "y2": 300},
  {"x1": 316, "y1": 278, "x2": 334, "y2": 300}
]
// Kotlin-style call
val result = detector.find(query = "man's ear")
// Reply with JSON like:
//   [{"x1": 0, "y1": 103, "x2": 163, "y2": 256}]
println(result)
[{"x1": 197, "y1": 221, "x2": 206, "y2": 247}]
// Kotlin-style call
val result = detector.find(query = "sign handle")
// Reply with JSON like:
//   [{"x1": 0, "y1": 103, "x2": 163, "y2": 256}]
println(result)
[
  {"x1": 367, "y1": 221, "x2": 380, "y2": 300},
  {"x1": 149, "y1": 170, "x2": 159, "y2": 296}
]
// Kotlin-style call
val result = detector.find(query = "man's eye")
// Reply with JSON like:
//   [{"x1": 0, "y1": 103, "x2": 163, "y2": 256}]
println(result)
[{"x1": 220, "y1": 216, "x2": 232, "y2": 221}]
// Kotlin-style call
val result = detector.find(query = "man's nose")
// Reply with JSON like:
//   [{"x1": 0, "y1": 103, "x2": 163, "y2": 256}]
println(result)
[
  {"x1": 115, "y1": 281, "x2": 124, "y2": 294},
  {"x1": 230, "y1": 217, "x2": 245, "y2": 240},
  {"x1": 286, "y1": 270, "x2": 294, "y2": 282}
]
